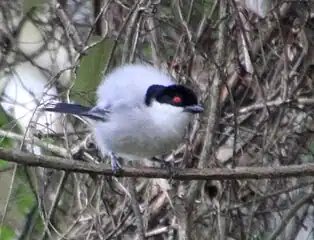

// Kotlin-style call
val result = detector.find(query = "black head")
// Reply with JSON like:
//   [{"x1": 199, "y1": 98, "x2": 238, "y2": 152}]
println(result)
[{"x1": 145, "y1": 84, "x2": 203, "y2": 113}]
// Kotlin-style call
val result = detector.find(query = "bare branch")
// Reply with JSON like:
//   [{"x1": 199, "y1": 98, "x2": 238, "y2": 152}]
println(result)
[
  {"x1": 267, "y1": 192, "x2": 314, "y2": 240},
  {"x1": 55, "y1": 2, "x2": 83, "y2": 52},
  {"x1": 2, "y1": 147, "x2": 314, "y2": 180}
]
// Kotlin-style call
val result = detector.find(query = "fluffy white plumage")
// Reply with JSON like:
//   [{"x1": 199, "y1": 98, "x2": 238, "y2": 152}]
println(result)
[
  {"x1": 96, "y1": 64, "x2": 173, "y2": 106},
  {"x1": 43, "y1": 64, "x2": 202, "y2": 171},
  {"x1": 94, "y1": 64, "x2": 191, "y2": 160}
]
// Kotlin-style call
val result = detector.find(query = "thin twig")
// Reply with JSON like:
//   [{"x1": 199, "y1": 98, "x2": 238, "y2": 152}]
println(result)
[
  {"x1": 128, "y1": 178, "x2": 146, "y2": 240},
  {"x1": 224, "y1": 97, "x2": 314, "y2": 118},
  {"x1": 55, "y1": 3, "x2": 83, "y2": 52},
  {"x1": 267, "y1": 192, "x2": 314, "y2": 240},
  {"x1": 185, "y1": 2, "x2": 228, "y2": 235},
  {"x1": 39, "y1": 172, "x2": 69, "y2": 240},
  {"x1": 0, "y1": 129, "x2": 69, "y2": 157}
]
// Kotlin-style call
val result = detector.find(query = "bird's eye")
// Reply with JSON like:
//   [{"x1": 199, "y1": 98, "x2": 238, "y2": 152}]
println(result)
[{"x1": 172, "y1": 96, "x2": 182, "y2": 104}]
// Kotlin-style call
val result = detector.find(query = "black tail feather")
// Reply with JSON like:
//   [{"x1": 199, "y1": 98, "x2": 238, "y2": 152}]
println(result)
[{"x1": 42, "y1": 103, "x2": 105, "y2": 121}]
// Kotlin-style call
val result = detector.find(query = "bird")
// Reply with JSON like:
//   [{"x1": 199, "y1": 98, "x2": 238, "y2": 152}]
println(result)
[{"x1": 43, "y1": 64, "x2": 203, "y2": 173}]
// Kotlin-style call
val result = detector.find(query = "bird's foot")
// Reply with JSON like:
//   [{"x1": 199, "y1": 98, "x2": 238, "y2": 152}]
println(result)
[
  {"x1": 109, "y1": 152, "x2": 122, "y2": 174},
  {"x1": 161, "y1": 160, "x2": 177, "y2": 179}
]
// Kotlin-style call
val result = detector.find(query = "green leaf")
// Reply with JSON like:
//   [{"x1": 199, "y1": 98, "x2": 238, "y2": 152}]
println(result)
[
  {"x1": 15, "y1": 183, "x2": 35, "y2": 215},
  {"x1": 23, "y1": 0, "x2": 43, "y2": 13},
  {"x1": 0, "y1": 111, "x2": 11, "y2": 148},
  {"x1": 143, "y1": 43, "x2": 152, "y2": 58},
  {"x1": 72, "y1": 39, "x2": 114, "y2": 105},
  {"x1": 0, "y1": 226, "x2": 15, "y2": 240},
  {"x1": 0, "y1": 160, "x2": 8, "y2": 169}
]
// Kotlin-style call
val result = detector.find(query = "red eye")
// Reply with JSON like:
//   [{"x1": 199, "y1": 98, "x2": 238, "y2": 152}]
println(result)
[{"x1": 173, "y1": 96, "x2": 182, "y2": 104}]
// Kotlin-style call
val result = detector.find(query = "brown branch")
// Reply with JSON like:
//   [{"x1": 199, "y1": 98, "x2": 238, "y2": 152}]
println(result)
[
  {"x1": 128, "y1": 178, "x2": 146, "y2": 240},
  {"x1": 1, "y1": 147, "x2": 314, "y2": 180},
  {"x1": 185, "y1": 1, "x2": 228, "y2": 237},
  {"x1": 267, "y1": 192, "x2": 314, "y2": 240},
  {"x1": 225, "y1": 97, "x2": 314, "y2": 118},
  {"x1": 93, "y1": 0, "x2": 103, "y2": 36},
  {"x1": 55, "y1": 2, "x2": 83, "y2": 52}
]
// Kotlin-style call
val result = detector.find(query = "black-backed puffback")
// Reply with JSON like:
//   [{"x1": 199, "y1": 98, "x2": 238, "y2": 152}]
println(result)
[{"x1": 43, "y1": 64, "x2": 203, "y2": 172}]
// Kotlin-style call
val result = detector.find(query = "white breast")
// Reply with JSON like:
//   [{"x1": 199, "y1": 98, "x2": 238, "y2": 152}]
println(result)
[{"x1": 93, "y1": 101, "x2": 191, "y2": 160}]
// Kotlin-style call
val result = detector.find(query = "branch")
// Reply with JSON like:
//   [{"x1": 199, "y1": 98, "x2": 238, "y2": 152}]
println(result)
[
  {"x1": 1, "y1": 147, "x2": 314, "y2": 180},
  {"x1": 224, "y1": 97, "x2": 314, "y2": 118},
  {"x1": 267, "y1": 192, "x2": 314, "y2": 240},
  {"x1": 55, "y1": 2, "x2": 83, "y2": 52}
]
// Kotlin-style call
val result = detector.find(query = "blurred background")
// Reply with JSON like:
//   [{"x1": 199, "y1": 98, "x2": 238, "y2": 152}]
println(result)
[{"x1": 1, "y1": 0, "x2": 314, "y2": 239}]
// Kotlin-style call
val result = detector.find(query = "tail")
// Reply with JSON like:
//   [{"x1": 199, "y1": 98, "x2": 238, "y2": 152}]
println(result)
[{"x1": 42, "y1": 103, "x2": 106, "y2": 121}]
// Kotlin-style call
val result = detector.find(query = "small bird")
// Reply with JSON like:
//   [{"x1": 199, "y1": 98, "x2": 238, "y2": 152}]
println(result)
[{"x1": 43, "y1": 64, "x2": 203, "y2": 172}]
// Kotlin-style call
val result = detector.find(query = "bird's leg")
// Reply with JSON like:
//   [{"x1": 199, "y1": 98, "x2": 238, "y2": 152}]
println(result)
[
  {"x1": 109, "y1": 152, "x2": 122, "y2": 174},
  {"x1": 152, "y1": 157, "x2": 176, "y2": 178},
  {"x1": 152, "y1": 156, "x2": 175, "y2": 169},
  {"x1": 161, "y1": 160, "x2": 175, "y2": 172}
]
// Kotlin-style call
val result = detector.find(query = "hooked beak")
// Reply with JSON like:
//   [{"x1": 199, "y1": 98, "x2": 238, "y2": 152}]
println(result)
[{"x1": 184, "y1": 105, "x2": 204, "y2": 114}]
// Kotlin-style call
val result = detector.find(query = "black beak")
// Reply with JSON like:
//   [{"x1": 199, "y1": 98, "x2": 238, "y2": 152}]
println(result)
[{"x1": 184, "y1": 105, "x2": 204, "y2": 113}]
